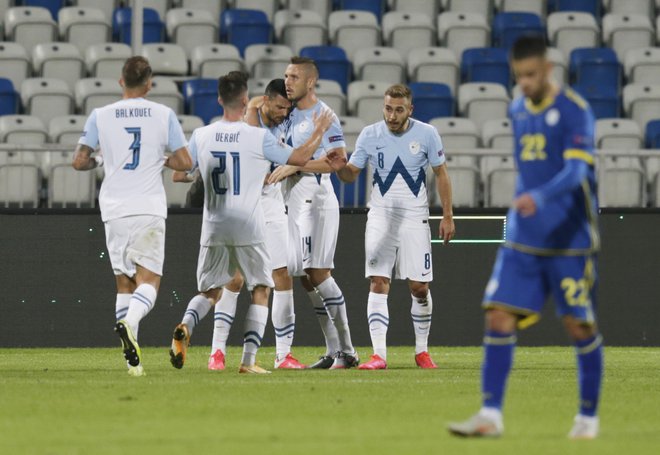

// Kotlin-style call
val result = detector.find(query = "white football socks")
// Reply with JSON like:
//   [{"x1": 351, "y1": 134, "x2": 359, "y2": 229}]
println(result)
[
  {"x1": 272, "y1": 290, "x2": 295, "y2": 359},
  {"x1": 316, "y1": 277, "x2": 355, "y2": 355},
  {"x1": 367, "y1": 292, "x2": 389, "y2": 360},
  {"x1": 124, "y1": 283, "x2": 157, "y2": 339},
  {"x1": 211, "y1": 288, "x2": 239, "y2": 354},
  {"x1": 308, "y1": 289, "x2": 340, "y2": 356},
  {"x1": 411, "y1": 291, "x2": 433, "y2": 355},
  {"x1": 115, "y1": 294, "x2": 131, "y2": 322},
  {"x1": 241, "y1": 304, "x2": 269, "y2": 366},
  {"x1": 181, "y1": 294, "x2": 212, "y2": 337}
]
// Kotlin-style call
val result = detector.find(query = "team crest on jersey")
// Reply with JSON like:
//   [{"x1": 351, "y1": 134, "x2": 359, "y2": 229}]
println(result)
[
  {"x1": 409, "y1": 141, "x2": 421, "y2": 155},
  {"x1": 369, "y1": 258, "x2": 378, "y2": 267},
  {"x1": 297, "y1": 120, "x2": 310, "y2": 133},
  {"x1": 545, "y1": 108, "x2": 560, "y2": 126}
]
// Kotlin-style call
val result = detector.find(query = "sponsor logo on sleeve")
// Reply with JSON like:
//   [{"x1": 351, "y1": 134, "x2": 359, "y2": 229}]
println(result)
[
  {"x1": 329, "y1": 135, "x2": 344, "y2": 143},
  {"x1": 572, "y1": 134, "x2": 593, "y2": 148}
]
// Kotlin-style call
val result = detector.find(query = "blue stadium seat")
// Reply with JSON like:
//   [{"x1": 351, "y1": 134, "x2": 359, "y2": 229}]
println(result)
[
  {"x1": 339, "y1": 0, "x2": 385, "y2": 22},
  {"x1": 21, "y1": 0, "x2": 65, "y2": 20},
  {"x1": 572, "y1": 83, "x2": 620, "y2": 119},
  {"x1": 644, "y1": 120, "x2": 660, "y2": 148},
  {"x1": 331, "y1": 165, "x2": 367, "y2": 207},
  {"x1": 410, "y1": 82, "x2": 454, "y2": 122},
  {"x1": 555, "y1": 0, "x2": 601, "y2": 18},
  {"x1": 461, "y1": 48, "x2": 511, "y2": 89},
  {"x1": 0, "y1": 78, "x2": 19, "y2": 116},
  {"x1": 492, "y1": 12, "x2": 545, "y2": 49},
  {"x1": 220, "y1": 9, "x2": 271, "y2": 56},
  {"x1": 570, "y1": 48, "x2": 621, "y2": 92},
  {"x1": 113, "y1": 8, "x2": 165, "y2": 45},
  {"x1": 300, "y1": 46, "x2": 351, "y2": 93},
  {"x1": 183, "y1": 79, "x2": 223, "y2": 125}
]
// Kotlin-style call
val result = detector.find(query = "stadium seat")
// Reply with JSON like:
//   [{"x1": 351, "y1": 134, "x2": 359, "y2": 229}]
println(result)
[
  {"x1": 274, "y1": 10, "x2": 326, "y2": 55},
  {"x1": 458, "y1": 82, "x2": 510, "y2": 130},
  {"x1": 0, "y1": 44, "x2": 29, "y2": 95},
  {"x1": 183, "y1": 79, "x2": 223, "y2": 124},
  {"x1": 49, "y1": 115, "x2": 87, "y2": 144},
  {"x1": 315, "y1": 79, "x2": 346, "y2": 115},
  {"x1": 339, "y1": 0, "x2": 385, "y2": 23},
  {"x1": 75, "y1": 0, "x2": 120, "y2": 21},
  {"x1": 461, "y1": 48, "x2": 511, "y2": 89},
  {"x1": 4, "y1": 6, "x2": 57, "y2": 55},
  {"x1": 142, "y1": 44, "x2": 188, "y2": 77},
  {"x1": 602, "y1": 14, "x2": 654, "y2": 63},
  {"x1": 247, "y1": 77, "x2": 273, "y2": 97},
  {"x1": 32, "y1": 43, "x2": 85, "y2": 91},
  {"x1": 353, "y1": 47, "x2": 405, "y2": 84},
  {"x1": 235, "y1": 0, "x2": 279, "y2": 23},
  {"x1": 492, "y1": 12, "x2": 545, "y2": 50},
  {"x1": 48, "y1": 162, "x2": 96, "y2": 208},
  {"x1": 85, "y1": 43, "x2": 132, "y2": 78},
  {"x1": 300, "y1": 46, "x2": 351, "y2": 93},
  {"x1": 74, "y1": 78, "x2": 122, "y2": 114},
  {"x1": 625, "y1": 47, "x2": 660, "y2": 85},
  {"x1": 112, "y1": 7, "x2": 165, "y2": 45},
  {"x1": 177, "y1": 114, "x2": 205, "y2": 138},
  {"x1": 391, "y1": 0, "x2": 438, "y2": 16},
  {"x1": 166, "y1": 8, "x2": 219, "y2": 56},
  {"x1": 381, "y1": 11, "x2": 435, "y2": 55},
  {"x1": 191, "y1": 44, "x2": 244, "y2": 78},
  {"x1": 0, "y1": 114, "x2": 48, "y2": 144},
  {"x1": 0, "y1": 164, "x2": 41, "y2": 208},
  {"x1": 130, "y1": 0, "x2": 171, "y2": 20},
  {"x1": 547, "y1": 12, "x2": 600, "y2": 59},
  {"x1": 409, "y1": 82, "x2": 454, "y2": 122},
  {"x1": 407, "y1": 47, "x2": 459, "y2": 94},
  {"x1": 595, "y1": 119, "x2": 643, "y2": 150},
  {"x1": 482, "y1": 153, "x2": 517, "y2": 207},
  {"x1": 57, "y1": 7, "x2": 111, "y2": 55},
  {"x1": 623, "y1": 84, "x2": 660, "y2": 132},
  {"x1": 499, "y1": 0, "x2": 546, "y2": 18},
  {"x1": 339, "y1": 116, "x2": 366, "y2": 151},
  {"x1": 482, "y1": 118, "x2": 514, "y2": 149},
  {"x1": 287, "y1": 0, "x2": 332, "y2": 20},
  {"x1": 244, "y1": 44, "x2": 293, "y2": 79},
  {"x1": 22, "y1": 0, "x2": 65, "y2": 20},
  {"x1": 572, "y1": 83, "x2": 620, "y2": 119},
  {"x1": 163, "y1": 168, "x2": 192, "y2": 208},
  {"x1": 645, "y1": 119, "x2": 660, "y2": 148},
  {"x1": 555, "y1": 0, "x2": 601, "y2": 17},
  {"x1": 437, "y1": 12, "x2": 490, "y2": 59},
  {"x1": 446, "y1": 0, "x2": 494, "y2": 21},
  {"x1": 606, "y1": 0, "x2": 654, "y2": 17},
  {"x1": 328, "y1": 10, "x2": 380, "y2": 61},
  {"x1": 21, "y1": 78, "x2": 74, "y2": 125},
  {"x1": 547, "y1": 47, "x2": 569, "y2": 86},
  {"x1": 347, "y1": 80, "x2": 391, "y2": 124},
  {"x1": 430, "y1": 117, "x2": 480, "y2": 149},
  {"x1": 179, "y1": 0, "x2": 225, "y2": 20},
  {"x1": 221, "y1": 9, "x2": 272, "y2": 56},
  {"x1": 569, "y1": 48, "x2": 621, "y2": 92},
  {"x1": 598, "y1": 157, "x2": 646, "y2": 207},
  {"x1": 148, "y1": 78, "x2": 183, "y2": 114}
]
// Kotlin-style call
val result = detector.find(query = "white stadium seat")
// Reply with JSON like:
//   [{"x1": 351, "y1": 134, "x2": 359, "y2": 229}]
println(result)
[
  {"x1": 85, "y1": 43, "x2": 132, "y2": 78},
  {"x1": 353, "y1": 47, "x2": 405, "y2": 84},
  {"x1": 407, "y1": 47, "x2": 459, "y2": 93},
  {"x1": 348, "y1": 80, "x2": 391, "y2": 124},
  {"x1": 328, "y1": 10, "x2": 380, "y2": 61},
  {"x1": 191, "y1": 44, "x2": 244, "y2": 78},
  {"x1": 244, "y1": 44, "x2": 293, "y2": 79},
  {"x1": 166, "y1": 8, "x2": 219, "y2": 56},
  {"x1": 458, "y1": 82, "x2": 510, "y2": 130},
  {"x1": 547, "y1": 12, "x2": 600, "y2": 59},
  {"x1": 75, "y1": 78, "x2": 122, "y2": 114},
  {"x1": 274, "y1": 9, "x2": 326, "y2": 55},
  {"x1": 21, "y1": 78, "x2": 74, "y2": 126},
  {"x1": 0, "y1": 41, "x2": 30, "y2": 89},
  {"x1": 32, "y1": 42, "x2": 85, "y2": 91},
  {"x1": 381, "y1": 11, "x2": 435, "y2": 55},
  {"x1": 58, "y1": 7, "x2": 111, "y2": 54},
  {"x1": 437, "y1": 12, "x2": 490, "y2": 59}
]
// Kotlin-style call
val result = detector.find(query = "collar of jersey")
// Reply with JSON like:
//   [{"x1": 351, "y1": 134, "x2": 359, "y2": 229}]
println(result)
[{"x1": 524, "y1": 94, "x2": 555, "y2": 114}]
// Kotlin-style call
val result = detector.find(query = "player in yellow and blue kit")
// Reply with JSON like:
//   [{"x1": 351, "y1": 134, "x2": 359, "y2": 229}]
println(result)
[{"x1": 448, "y1": 36, "x2": 603, "y2": 439}]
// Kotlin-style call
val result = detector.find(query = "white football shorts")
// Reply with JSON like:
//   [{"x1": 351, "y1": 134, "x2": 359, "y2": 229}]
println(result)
[
  {"x1": 104, "y1": 215, "x2": 165, "y2": 277},
  {"x1": 364, "y1": 209, "x2": 433, "y2": 282},
  {"x1": 197, "y1": 243, "x2": 274, "y2": 292}
]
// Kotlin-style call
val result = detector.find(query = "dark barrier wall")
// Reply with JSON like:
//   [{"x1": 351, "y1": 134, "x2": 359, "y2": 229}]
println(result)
[{"x1": 1, "y1": 210, "x2": 658, "y2": 347}]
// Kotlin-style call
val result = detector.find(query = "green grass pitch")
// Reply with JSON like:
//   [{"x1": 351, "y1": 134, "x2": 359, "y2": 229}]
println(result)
[{"x1": 1, "y1": 346, "x2": 658, "y2": 455}]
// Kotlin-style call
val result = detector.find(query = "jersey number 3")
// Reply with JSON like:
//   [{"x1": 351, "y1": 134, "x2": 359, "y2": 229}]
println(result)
[
  {"x1": 211, "y1": 151, "x2": 240, "y2": 195},
  {"x1": 123, "y1": 127, "x2": 141, "y2": 170}
]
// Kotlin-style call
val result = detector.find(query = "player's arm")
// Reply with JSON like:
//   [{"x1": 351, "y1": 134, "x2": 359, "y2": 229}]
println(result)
[
  {"x1": 172, "y1": 170, "x2": 195, "y2": 182},
  {"x1": 73, "y1": 110, "x2": 101, "y2": 170},
  {"x1": 165, "y1": 146, "x2": 193, "y2": 171},
  {"x1": 244, "y1": 96, "x2": 263, "y2": 126},
  {"x1": 336, "y1": 127, "x2": 368, "y2": 183},
  {"x1": 433, "y1": 163, "x2": 455, "y2": 244},
  {"x1": 336, "y1": 163, "x2": 361, "y2": 183},
  {"x1": 164, "y1": 110, "x2": 193, "y2": 171},
  {"x1": 268, "y1": 149, "x2": 346, "y2": 184},
  {"x1": 283, "y1": 109, "x2": 334, "y2": 166}
]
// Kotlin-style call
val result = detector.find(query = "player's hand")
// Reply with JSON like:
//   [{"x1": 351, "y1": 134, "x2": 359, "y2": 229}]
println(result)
[
  {"x1": 513, "y1": 193, "x2": 537, "y2": 217},
  {"x1": 325, "y1": 149, "x2": 347, "y2": 171},
  {"x1": 312, "y1": 108, "x2": 334, "y2": 133},
  {"x1": 439, "y1": 216, "x2": 455, "y2": 245},
  {"x1": 268, "y1": 164, "x2": 299, "y2": 184}
]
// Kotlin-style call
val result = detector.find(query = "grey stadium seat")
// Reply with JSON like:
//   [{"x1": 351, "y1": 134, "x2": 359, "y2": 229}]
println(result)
[
  {"x1": 0, "y1": 41, "x2": 30, "y2": 89},
  {"x1": 328, "y1": 10, "x2": 380, "y2": 61},
  {"x1": 244, "y1": 44, "x2": 293, "y2": 80},
  {"x1": 166, "y1": 8, "x2": 218, "y2": 56},
  {"x1": 58, "y1": 7, "x2": 111, "y2": 54},
  {"x1": 191, "y1": 44, "x2": 244, "y2": 78},
  {"x1": 75, "y1": 78, "x2": 122, "y2": 114},
  {"x1": 4, "y1": 6, "x2": 57, "y2": 54},
  {"x1": 381, "y1": 11, "x2": 436, "y2": 55},
  {"x1": 353, "y1": 47, "x2": 405, "y2": 85},
  {"x1": 348, "y1": 80, "x2": 391, "y2": 124},
  {"x1": 32, "y1": 42, "x2": 85, "y2": 91},
  {"x1": 85, "y1": 43, "x2": 132, "y2": 78},
  {"x1": 274, "y1": 9, "x2": 326, "y2": 55},
  {"x1": 21, "y1": 78, "x2": 74, "y2": 126}
]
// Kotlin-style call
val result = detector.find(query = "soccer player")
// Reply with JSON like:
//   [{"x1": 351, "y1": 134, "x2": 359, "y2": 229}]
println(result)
[
  {"x1": 185, "y1": 71, "x2": 334, "y2": 374},
  {"x1": 336, "y1": 84, "x2": 455, "y2": 370},
  {"x1": 448, "y1": 36, "x2": 603, "y2": 439},
  {"x1": 270, "y1": 57, "x2": 357, "y2": 369},
  {"x1": 72, "y1": 56, "x2": 192, "y2": 376}
]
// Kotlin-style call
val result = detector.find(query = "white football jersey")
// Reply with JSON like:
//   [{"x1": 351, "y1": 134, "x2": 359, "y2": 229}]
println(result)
[
  {"x1": 190, "y1": 119, "x2": 294, "y2": 246},
  {"x1": 258, "y1": 109, "x2": 289, "y2": 222},
  {"x1": 79, "y1": 97, "x2": 187, "y2": 222}
]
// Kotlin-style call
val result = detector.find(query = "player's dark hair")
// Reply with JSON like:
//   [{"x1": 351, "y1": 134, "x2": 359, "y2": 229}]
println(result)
[
  {"x1": 122, "y1": 56, "x2": 152, "y2": 89},
  {"x1": 511, "y1": 35, "x2": 547, "y2": 61},
  {"x1": 265, "y1": 78, "x2": 287, "y2": 99},
  {"x1": 290, "y1": 56, "x2": 319, "y2": 79},
  {"x1": 385, "y1": 84, "x2": 412, "y2": 102},
  {"x1": 217, "y1": 71, "x2": 249, "y2": 107}
]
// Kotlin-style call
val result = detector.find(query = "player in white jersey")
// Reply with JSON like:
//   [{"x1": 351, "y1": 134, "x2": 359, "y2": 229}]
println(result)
[
  {"x1": 185, "y1": 71, "x2": 334, "y2": 374},
  {"x1": 269, "y1": 57, "x2": 357, "y2": 369},
  {"x1": 73, "y1": 56, "x2": 192, "y2": 376},
  {"x1": 337, "y1": 84, "x2": 455, "y2": 370}
]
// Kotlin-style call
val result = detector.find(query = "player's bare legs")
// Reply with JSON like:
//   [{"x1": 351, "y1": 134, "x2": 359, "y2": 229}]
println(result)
[
  {"x1": 301, "y1": 275, "x2": 341, "y2": 368},
  {"x1": 209, "y1": 272, "x2": 245, "y2": 370},
  {"x1": 271, "y1": 267, "x2": 305, "y2": 368},
  {"x1": 239, "y1": 285, "x2": 271, "y2": 374}
]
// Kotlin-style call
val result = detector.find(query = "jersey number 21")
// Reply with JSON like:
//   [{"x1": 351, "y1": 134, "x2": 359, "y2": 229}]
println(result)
[{"x1": 211, "y1": 151, "x2": 240, "y2": 195}]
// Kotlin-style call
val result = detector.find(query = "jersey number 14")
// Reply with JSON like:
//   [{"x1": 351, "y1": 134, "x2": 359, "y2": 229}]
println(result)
[{"x1": 211, "y1": 151, "x2": 240, "y2": 195}]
